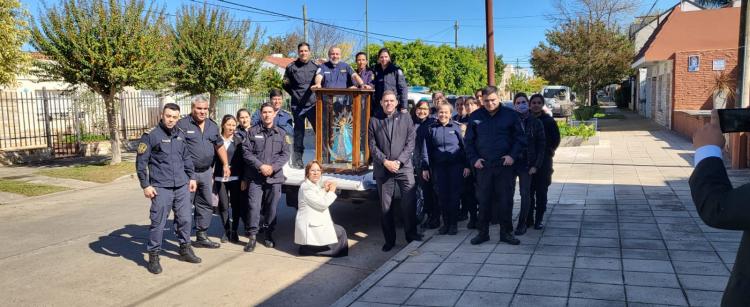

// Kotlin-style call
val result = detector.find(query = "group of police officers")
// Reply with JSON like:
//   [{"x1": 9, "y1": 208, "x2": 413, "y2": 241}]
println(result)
[{"x1": 135, "y1": 42, "x2": 559, "y2": 275}]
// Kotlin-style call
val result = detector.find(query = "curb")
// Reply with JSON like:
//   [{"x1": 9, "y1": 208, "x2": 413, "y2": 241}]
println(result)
[{"x1": 331, "y1": 228, "x2": 437, "y2": 307}]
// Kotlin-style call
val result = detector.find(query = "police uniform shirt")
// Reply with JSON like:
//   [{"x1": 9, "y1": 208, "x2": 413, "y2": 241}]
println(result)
[
  {"x1": 422, "y1": 121, "x2": 466, "y2": 168},
  {"x1": 317, "y1": 61, "x2": 356, "y2": 89},
  {"x1": 283, "y1": 59, "x2": 319, "y2": 107},
  {"x1": 136, "y1": 123, "x2": 195, "y2": 189},
  {"x1": 176, "y1": 115, "x2": 223, "y2": 172},
  {"x1": 358, "y1": 68, "x2": 374, "y2": 86},
  {"x1": 251, "y1": 108, "x2": 294, "y2": 138}
]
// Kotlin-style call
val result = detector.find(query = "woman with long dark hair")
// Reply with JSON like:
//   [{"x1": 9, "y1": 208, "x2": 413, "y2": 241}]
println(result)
[
  {"x1": 372, "y1": 48, "x2": 408, "y2": 115},
  {"x1": 411, "y1": 100, "x2": 439, "y2": 229},
  {"x1": 213, "y1": 114, "x2": 247, "y2": 243}
]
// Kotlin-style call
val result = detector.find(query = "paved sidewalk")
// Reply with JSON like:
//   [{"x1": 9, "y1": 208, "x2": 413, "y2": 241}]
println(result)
[{"x1": 341, "y1": 111, "x2": 748, "y2": 307}]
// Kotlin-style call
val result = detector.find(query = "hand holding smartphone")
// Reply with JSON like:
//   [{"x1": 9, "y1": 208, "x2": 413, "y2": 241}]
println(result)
[{"x1": 718, "y1": 108, "x2": 750, "y2": 133}]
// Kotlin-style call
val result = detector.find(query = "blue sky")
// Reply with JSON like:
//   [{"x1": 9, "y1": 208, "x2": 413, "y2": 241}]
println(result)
[{"x1": 22, "y1": 0, "x2": 676, "y2": 69}]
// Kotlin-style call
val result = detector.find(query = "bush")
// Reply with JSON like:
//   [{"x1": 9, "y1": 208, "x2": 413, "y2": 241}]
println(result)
[
  {"x1": 63, "y1": 133, "x2": 109, "y2": 144},
  {"x1": 558, "y1": 121, "x2": 596, "y2": 140},
  {"x1": 573, "y1": 105, "x2": 600, "y2": 121}
]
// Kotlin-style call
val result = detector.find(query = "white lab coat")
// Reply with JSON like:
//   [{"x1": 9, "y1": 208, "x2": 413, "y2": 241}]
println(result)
[{"x1": 294, "y1": 179, "x2": 338, "y2": 246}]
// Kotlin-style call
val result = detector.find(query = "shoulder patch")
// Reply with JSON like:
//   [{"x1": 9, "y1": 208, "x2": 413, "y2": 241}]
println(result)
[{"x1": 137, "y1": 142, "x2": 148, "y2": 154}]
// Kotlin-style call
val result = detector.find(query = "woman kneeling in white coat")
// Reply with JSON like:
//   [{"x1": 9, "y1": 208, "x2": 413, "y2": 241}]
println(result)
[{"x1": 295, "y1": 160, "x2": 348, "y2": 257}]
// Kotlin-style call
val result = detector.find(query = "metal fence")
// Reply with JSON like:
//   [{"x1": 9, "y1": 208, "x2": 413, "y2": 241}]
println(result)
[{"x1": 0, "y1": 89, "x2": 275, "y2": 158}]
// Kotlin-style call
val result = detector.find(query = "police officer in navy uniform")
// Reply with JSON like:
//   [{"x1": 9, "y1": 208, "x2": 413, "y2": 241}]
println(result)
[
  {"x1": 251, "y1": 88, "x2": 294, "y2": 139},
  {"x1": 311, "y1": 46, "x2": 367, "y2": 90},
  {"x1": 465, "y1": 86, "x2": 526, "y2": 246},
  {"x1": 421, "y1": 103, "x2": 470, "y2": 235},
  {"x1": 283, "y1": 42, "x2": 319, "y2": 169},
  {"x1": 242, "y1": 102, "x2": 290, "y2": 252},
  {"x1": 372, "y1": 48, "x2": 408, "y2": 115},
  {"x1": 136, "y1": 103, "x2": 202, "y2": 274},
  {"x1": 176, "y1": 95, "x2": 230, "y2": 249}
]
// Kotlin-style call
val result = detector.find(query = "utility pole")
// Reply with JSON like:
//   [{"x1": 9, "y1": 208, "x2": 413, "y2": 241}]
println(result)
[
  {"x1": 365, "y1": 0, "x2": 369, "y2": 59},
  {"x1": 485, "y1": 0, "x2": 495, "y2": 86},
  {"x1": 303, "y1": 5, "x2": 308, "y2": 43},
  {"x1": 454, "y1": 20, "x2": 459, "y2": 49}
]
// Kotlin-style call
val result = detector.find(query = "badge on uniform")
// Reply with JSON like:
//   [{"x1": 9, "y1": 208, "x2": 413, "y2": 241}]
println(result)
[
  {"x1": 161, "y1": 139, "x2": 171, "y2": 143},
  {"x1": 137, "y1": 142, "x2": 148, "y2": 154},
  {"x1": 187, "y1": 130, "x2": 195, "y2": 134},
  {"x1": 339, "y1": 69, "x2": 347, "y2": 73},
  {"x1": 254, "y1": 135, "x2": 264, "y2": 139}
]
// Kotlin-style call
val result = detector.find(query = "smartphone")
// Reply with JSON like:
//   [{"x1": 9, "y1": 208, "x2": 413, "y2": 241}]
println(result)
[{"x1": 718, "y1": 108, "x2": 750, "y2": 133}]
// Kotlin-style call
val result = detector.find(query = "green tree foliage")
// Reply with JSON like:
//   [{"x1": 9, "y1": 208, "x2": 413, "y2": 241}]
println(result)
[
  {"x1": 365, "y1": 41, "x2": 505, "y2": 95},
  {"x1": 531, "y1": 20, "x2": 633, "y2": 104},
  {"x1": 0, "y1": 0, "x2": 31, "y2": 86},
  {"x1": 266, "y1": 32, "x2": 302, "y2": 57},
  {"x1": 506, "y1": 74, "x2": 549, "y2": 96},
  {"x1": 249, "y1": 67, "x2": 283, "y2": 95},
  {"x1": 30, "y1": 0, "x2": 171, "y2": 164},
  {"x1": 170, "y1": 4, "x2": 266, "y2": 117}
]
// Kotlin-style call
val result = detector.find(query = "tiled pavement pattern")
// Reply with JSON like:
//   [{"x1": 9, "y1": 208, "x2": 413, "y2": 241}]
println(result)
[{"x1": 348, "y1": 112, "x2": 750, "y2": 307}]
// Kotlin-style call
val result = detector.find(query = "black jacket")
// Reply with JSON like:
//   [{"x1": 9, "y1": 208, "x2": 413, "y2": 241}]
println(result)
[
  {"x1": 537, "y1": 112, "x2": 561, "y2": 161},
  {"x1": 212, "y1": 134, "x2": 244, "y2": 179},
  {"x1": 465, "y1": 106, "x2": 526, "y2": 167},
  {"x1": 283, "y1": 59, "x2": 319, "y2": 112},
  {"x1": 519, "y1": 115, "x2": 546, "y2": 170},
  {"x1": 372, "y1": 64, "x2": 408, "y2": 112},
  {"x1": 689, "y1": 157, "x2": 750, "y2": 307},
  {"x1": 241, "y1": 124, "x2": 290, "y2": 184},
  {"x1": 368, "y1": 111, "x2": 415, "y2": 179},
  {"x1": 135, "y1": 122, "x2": 195, "y2": 189}
]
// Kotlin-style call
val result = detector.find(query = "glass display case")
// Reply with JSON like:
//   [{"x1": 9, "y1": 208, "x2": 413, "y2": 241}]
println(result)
[{"x1": 312, "y1": 88, "x2": 374, "y2": 174}]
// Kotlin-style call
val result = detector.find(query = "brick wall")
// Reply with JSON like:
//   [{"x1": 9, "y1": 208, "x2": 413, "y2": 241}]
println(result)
[
  {"x1": 673, "y1": 49, "x2": 739, "y2": 110},
  {"x1": 672, "y1": 111, "x2": 710, "y2": 139}
]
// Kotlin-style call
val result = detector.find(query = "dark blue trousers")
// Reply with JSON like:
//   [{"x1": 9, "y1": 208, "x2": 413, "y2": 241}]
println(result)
[
  {"x1": 191, "y1": 169, "x2": 214, "y2": 232},
  {"x1": 431, "y1": 163, "x2": 464, "y2": 227},
  {"x1": 475, "y1": 165, "x2": 514, "y2": 234},
  {"x1": 247, "y1": 180, "x2": 281, "y2": 236},
  {"x1": 148, "y1": 185, "x2": 192, "y2": 252},
  {"x1": 292, "y1": 106, "x2": 316, "y2": 154}
]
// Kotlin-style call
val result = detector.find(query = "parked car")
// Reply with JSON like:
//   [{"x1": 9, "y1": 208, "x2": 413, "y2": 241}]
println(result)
[{"x1": 542, "y1": 85, "x2": 575, "y2": 117}]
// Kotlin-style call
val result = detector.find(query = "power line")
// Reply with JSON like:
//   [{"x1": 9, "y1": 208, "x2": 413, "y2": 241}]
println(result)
[{"x1": 215, "y1": 0, "x2": 453, "y2": 44}]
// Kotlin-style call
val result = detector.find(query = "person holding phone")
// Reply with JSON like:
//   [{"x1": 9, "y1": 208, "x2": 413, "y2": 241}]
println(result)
[
  {"x1": 295, "y1": 160, "x2": 348, "y2": 257},
  {"x1": 690, "y1": 109, "x2": 750, "y2": 306}
]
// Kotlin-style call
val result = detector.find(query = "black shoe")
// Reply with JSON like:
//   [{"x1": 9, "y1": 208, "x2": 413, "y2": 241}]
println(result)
[
  {"x1": 438, "y1": 225, "x2": 449, "y2": 235},
  {"x1": 514, "y1": 224, "x2": 527, "y2": 236},
  {"x1": 193, "y1": 231, "x2": 220, "y2": 249},
  {"x1": 244, "y1": 235, "x2": 257, "y2": 252},
  {"x1": 229, "y1": 231, "x2": 240, "y2": 244},
  {"x1": 147, "y1": 251, "x2": 162, "y2": 274},
  {"x1": 470, "y1": 233, "x2": 490, "y2": 245},
  {"x1": 292, "y1": 152, "x2": 304, "y2": 169},
  {"x1": 427, "y1": 216, "x2": 440, "y2": 229},
  {"x1": 448, "y1": 225, "x2": 458, "y2": 235},
  {"x1": 263, "y1": 231, "x2": 275, "y2": 248},
  {"x1": 382, "y1": 242, "x2": 395, "y2": 252},
  {"x1": 457, "y1": 212, "x2": 468, "y2": 222},
  {"x1": 179, "y1": 244, "x2": 202, "y2": 263},
  {"x1": 406, "y1": 233, "x2": 423, "y2": 243},
  {"x1": 500, "y1": 232, "x2": 521, "y2": 245},
  {"x1": 466, "y1": 218, "x2": 477, "y2": 229},
  {"x1": 534, "y1": 221, "x2": 545, "y2": 230}
]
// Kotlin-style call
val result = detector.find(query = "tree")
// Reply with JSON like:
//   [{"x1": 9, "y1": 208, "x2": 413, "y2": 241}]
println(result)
[
  {"x1": 0, "y1": 0, "x2": 31, "y2": 86},
  {"x1": 695, "y1": 0, "x2": 733, "y2": 8},
  {"x1": 249, "y1": 67, "x2": 283, "y2": 95},
  {"x1": 171, "y1": 4, "x2": 266, "y2": 118},
  {"x1": 296, "y1": 23, "x2": 355, "y2": 61},
  {"x1": 531, "y1": 20, "x2": 633, "y2": 105},
  {"x1": 30, "y1": 0, "x2": 171, "y2": 164},
  {"x1": 265, "y1": 32, "x2": 302, "y2": 57},
  {"x1": 506, "y1": 74, "x2": 549, "y2": 96},
  {"x1": 552, "y1": 0, "x2": 641, "y2": 28}
]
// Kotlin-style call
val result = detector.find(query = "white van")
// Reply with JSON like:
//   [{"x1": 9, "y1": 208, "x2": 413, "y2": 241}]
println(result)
[{"x1": 542, "y1": 85, "x2": 576, "y2": 117}]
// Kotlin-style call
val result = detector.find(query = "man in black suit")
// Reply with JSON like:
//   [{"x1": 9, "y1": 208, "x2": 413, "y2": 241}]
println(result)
[
  {"x1": 369, "y1": 90, "x2": 423, "y2": 252},
  {"x1": 689, "y1": 110, "x2": 750, "y2": 306}
]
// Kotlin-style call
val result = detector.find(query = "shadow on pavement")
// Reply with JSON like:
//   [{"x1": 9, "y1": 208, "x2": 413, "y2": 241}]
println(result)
[{"x1": 88, "y1": 223, "x2": 183, "y2": 270}]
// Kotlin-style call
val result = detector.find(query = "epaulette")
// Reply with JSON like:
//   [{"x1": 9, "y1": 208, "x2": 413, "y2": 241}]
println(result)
[{"x1": 143, "y1": 127, "x2": 155, "y2": 135}]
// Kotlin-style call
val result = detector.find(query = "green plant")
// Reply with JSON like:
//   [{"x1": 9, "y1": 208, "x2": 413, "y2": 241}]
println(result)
[
  {"x1": 558, "y1": 121, "x2": 596, "y2": 140},
  {"x1": 573, "y1": 105, "x2": 600, "y2": 121},
  {"x1": 62, "y1": 133, "x2": 110, "y2": 144}
]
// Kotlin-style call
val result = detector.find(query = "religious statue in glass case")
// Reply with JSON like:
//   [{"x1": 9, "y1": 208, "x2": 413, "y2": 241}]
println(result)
[{"x1": 312, "y1": 88, "x2": 374, "y2": 174}]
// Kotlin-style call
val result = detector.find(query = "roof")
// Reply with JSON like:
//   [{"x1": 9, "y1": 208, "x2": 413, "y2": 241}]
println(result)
[
  {"x1": 263, "y1": 56, "x2": 294, "y2": 68},
  {"x1": 634, "y1": 4, "x2": 740, "y2": 65}
]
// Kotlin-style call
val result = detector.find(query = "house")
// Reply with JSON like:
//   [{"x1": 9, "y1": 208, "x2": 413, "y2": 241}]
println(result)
[
  {"x1": 630, "y1": 0, "x2": 745, "y2": 166},
  {"x1": 261, "y1": 54, "x2": 295, "y2": 76}
]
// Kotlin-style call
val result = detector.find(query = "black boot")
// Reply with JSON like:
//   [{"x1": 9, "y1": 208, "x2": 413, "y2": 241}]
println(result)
[
  {"x1": 179, "y1": 244, "x2": 202, "y2": 263},
  {"x1": 500, "y1": 231, "x2": 521, "y2": 245},
  {"x1": 457, "y1": 212, "x2": 468, "y2": 222},
  {"x1": 229, "y1": 230, "x2": 240, "y2": 244},
  {"x1": 467, "y1": 214, "x2": 477, "y2": 229},
  {"x1": 147, "y1": 251, "x2": 162, "y2": 274},
  {"x1": 292, "y1": 151, "x2": 304, "y2": 169},
  {"x1": 263, "y1": 231, "x2": 275, "y2": 248},
  {"x1": 514, "y1": 224, "x2": 528, "y2": 236},
  {"x1": 193, "y1": 231, "x2": 220, "y2": 249},
  {"x1": 448, "y1": 224, "x2": 458, "y2": 235},
  {"x1": 244, "y1": 235, "x2": 257, "y2": 252},
  {"x1": 470, "y1": 232, "x2": 490, "y2": 245},
  {"x1": 438, "y1": 225, "x2": 449, "y2": 235},
  {"x1": 534, "y1": 212, "x2": 545, "y2": 230}
]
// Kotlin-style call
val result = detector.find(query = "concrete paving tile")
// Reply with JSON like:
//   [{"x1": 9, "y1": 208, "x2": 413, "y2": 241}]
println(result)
[
  {"x1": 685, "y1": 289, "x2": 724, "y2": 307},
  {"x1": 420, "y1": 274, "x2": 473, "y2": 290},
  {"x1": 360, "y1": 286, "x2": 416, "y2": 305},
  {"x1": 477, "y1": 264, "x2": 526, "y2": 279},
  {"x1": 466, "y1": 276, "x2": 520, "y2": 293},
  {"x1": 510, "y1": 294, "x2": 567, "y2": 307},
  {"x1": 581, "y1": 222, "x2": 618, "y2": 230},
  {"x1": 668, "y1": 250, "x2": 722, "y2": 263},
  {"x1": 458, "y1": 242, "x2": 498, "y2": 253},
  {"x1": 619, "y1": 222, "x2": 659, "y2": 232},
  {"x1": 522, "y1": 266, "x2": 572, "y2": 281},
  {"x1": 420, "y1": 242, "x2": 460, "y2": 252},
  {"x1": 583, "y1": 215, "x2": 617, "y2": 223},
  {"x1": 529, "y1": 254, "x2": 575, "y2": 268},
  {"x1": 433, "y1": 262, "x2": 481, "y2": 276},
  {"x1": 664, "y1": 240, "x2": 714, "y2": 251},
  {"x1": 618, "y1": 216, "x2": 656, "y2": 223},
  {"x1": 711, "y1": 241, "x2": 740, "y2": 252},
  {"x1": 377, "y1": 273, "x2": 428, "y2": 288},
  {"x1": 485, "y1": 253, "x2": 530, "y2": 266},
  {"x1": 405, "y1": 251, "x2": 450, "y2": 263},
  {"x1": 572, "y1": 268, "x2": 623, "y2": 285},
  {"x1": 445, "y1": 252, "x2": 490, "y2": 264},
  {"x1": 620, "y1": 229, "x2": 660, "y2": 239},
  {"x1": 545, "y1": 221, "x2": 582, "y2": 229},
  {"x1": 534, "y1": 244, "x2": 577, "y2": 256},
  {"x1": 672, "y1": 261, "x2": 730, "y2": 276},
  {"x1": 623, "y1": 271, "x2": 680, "y2": 288},
  {"x1": 621, "y1": 239, "x2": 666, "y2": 250},
  {"x1": 538, "y1": 236, "x2": 579, "y2": 246},
  {"x1": 718, "y1": 251, "x2": 737, "y2": 265},
  {"x1": 678, "y1": 274, "x2": 729, "y2": 292},
  {"x1": 455, "y1": 291, "x2": 512, "y2": 307},
  {"x1": 404, "y1": 289, "x2": 462, "y2": 307},
  {"x1": 393, "y1": 262, "x2": 440, "y2": 274},
  {"x1": 543, "y1": 227, "x2": 580, "y2": 237},
  {"x1": 567, "y1": 298, "x2": 626, "y2": 307},
  {"x1": 350, "y1": 302, "x2": 399, "y2": 307},
  {"x1": 577, "y1": 247, "x2": 621, "y2": 258},
  {"x1": 579, "y1": 237, "x2": 620, "y2": 248},
  {"x1": 622, "y1": 259, "x2": 674, "y2": 273},
  {"x1": 493, "y1": 243, "x2": 535, "y2": 255},
  {"x1": 569, "y1": 282, "x2": 625, "y2": 301},
  {"x1": 580, "y1": 228, "x2": 619, "y2": 238},
  {"x1": 575, "y1": 257, "x2": 621, "y2": 270},
  {"x1": 621, "y1": 248, "x2": 670, "y2": 260},
  {"x1": 517, "y1": 279, "x2": 570, "y2": 297},
  {"x1": 625, "y1": 285, "x2": 688, "y2": 306}
]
